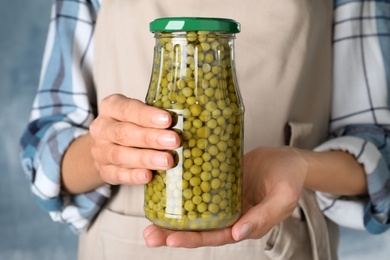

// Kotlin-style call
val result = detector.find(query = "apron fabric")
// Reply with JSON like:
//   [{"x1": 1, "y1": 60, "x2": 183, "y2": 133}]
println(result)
[{"x1": 79, "y1": 0, "x2": 339, "y2": 259}]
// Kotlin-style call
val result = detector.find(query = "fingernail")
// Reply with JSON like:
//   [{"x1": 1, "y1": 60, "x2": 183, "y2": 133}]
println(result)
[
  {"x1": 157, "y1": 133, "x2": 177, "y2": 147},
  {"x1": 152, "y1": 154, "x2": 169, "y2": 167},
  {"x1": 236, "y1": 223, "x2": 252, "y2": 241},
  {"x1": 152, "y1": 113, "x2": 170, "y2": 126},
  {"x1": 138, "y1": 170, "x2": 149, "y2": 182}
]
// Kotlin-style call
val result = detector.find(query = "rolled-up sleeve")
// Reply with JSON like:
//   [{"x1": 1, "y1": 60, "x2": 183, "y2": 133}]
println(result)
[
  {"x1": 19, "y1": 0, "x2": 110, "y2": 233},
  {"x1": 315, "y1": 0, "x2": 390, "y2": 234}
]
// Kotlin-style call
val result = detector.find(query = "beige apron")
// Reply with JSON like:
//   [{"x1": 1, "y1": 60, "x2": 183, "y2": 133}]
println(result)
[{"x1": 79, "y1": 0, "x2": 339, "y2": 259}]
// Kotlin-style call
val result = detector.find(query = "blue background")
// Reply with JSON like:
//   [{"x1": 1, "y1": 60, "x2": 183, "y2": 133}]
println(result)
[
  {"x1": 0, "y1": 1, "x2": 389, "y2": 259},
  {"x1": 0, "y1": 1, "x2": 77, "y2": 259}
]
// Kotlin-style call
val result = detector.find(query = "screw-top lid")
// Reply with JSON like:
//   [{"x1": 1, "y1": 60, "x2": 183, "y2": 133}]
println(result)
[{"x1": 150, "y1": 17, "x2": 240, "y2": 33}]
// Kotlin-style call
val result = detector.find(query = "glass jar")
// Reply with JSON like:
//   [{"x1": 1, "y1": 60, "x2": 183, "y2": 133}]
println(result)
[{"x1": 144, "y1": 17, "x2": 244, "y2": 231}]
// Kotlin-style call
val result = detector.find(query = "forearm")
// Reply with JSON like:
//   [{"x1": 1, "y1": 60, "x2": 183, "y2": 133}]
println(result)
[
  {"x1": 299, "y1": 149, "x2": 367, "y2": 196},
  {"x1": 61, "y1": 133, "x2": 105, "y2": 194}
]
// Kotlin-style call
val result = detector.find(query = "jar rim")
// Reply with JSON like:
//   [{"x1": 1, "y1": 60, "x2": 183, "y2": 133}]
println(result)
[{"x1": 150, "y1": 17, "x2": 240, "y2": 33}]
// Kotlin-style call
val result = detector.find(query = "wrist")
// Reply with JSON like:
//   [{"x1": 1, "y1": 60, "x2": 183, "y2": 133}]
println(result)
[
  {"x1": 298, "y1": 148, "x2": 367, "y2": 196},
  {"x1": 62, "y1": 133, "x2": 105, "y2": 194}
]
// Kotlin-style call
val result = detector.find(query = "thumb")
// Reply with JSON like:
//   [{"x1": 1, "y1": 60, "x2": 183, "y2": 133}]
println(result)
[{"x1": 231, "y1": 193, "x2": 297, "y2": 241}]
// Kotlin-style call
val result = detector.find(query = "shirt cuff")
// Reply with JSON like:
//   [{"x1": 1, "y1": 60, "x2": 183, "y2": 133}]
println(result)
[
  {"x1": 314, "y1": 136, "x2": 390, "y2": 234},
  {"x1": 27, "y1": 124, "x2": 111, "y2": 232}
]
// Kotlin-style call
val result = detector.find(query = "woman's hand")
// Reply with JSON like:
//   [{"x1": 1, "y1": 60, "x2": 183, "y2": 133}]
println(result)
[
  {"x1": 90, "y1": 94, "x2": 181, "y2": 185},
  {"x1": 143, "y1": 147, "x2": 308, "y2": 247},
  {"x1": 142, "y1": 144, "x2": 366, "y2": 248},
  {"x1": 62, "y1": 94, "x2": 181, "y2": 193}
]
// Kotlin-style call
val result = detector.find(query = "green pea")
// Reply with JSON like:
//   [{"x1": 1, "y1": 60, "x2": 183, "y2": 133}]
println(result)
[
  {"x1": 202, "y1": 192, "x2": 211, "y2": 203},
  {"x1": 217, "y1": 141, "x2": 228, "y2": 152},
  {"x1": 192, "y1": 195, "x2": 202, "y2": 205},
  {"x1": 188, "y1": 138, "x2": 196, "y2": 147},
  {"x1": 208, "y1": 203, "x2": 219, "y2": 214},
  {"x1": 190, "y1": 165, "x2": 202, "y2": 175},
  {"x1": 211, "y1": 179, "x2": 221, "y2": 190},
  {"x1": 200, "y1": 42, "x2": 210, "y2": 51},
  {"x1": 183, "y1": 188, "x2": 193, "y2": 200},
  {"x1": 194, "y1": 157, "x2": 203, "y2": 166},
  {"x1": 200, "y1": 181, "x2": 211, "y2": 193},
  {"x1": 196, "y1": 126, "x2": 211, "y2": 138},
  {"x1": 208, "y1": 145, "x2": 219, "y2": 156},
  {"x1": 193, "y1": 186, "x2": 202, "y2": 196},
  {"x1": 201, "y1": 161, "x2": 212, "y2": 172},
  {"x1": 217, "y1": 116, "x2": 226, "y2": 126},
  {"x1": 202, "y1": 152, "x2": 211, "y2": 162},
  {"x1": 183, "y1": 171, "x2": 192, "y2": 181},
  {"x1": 190, "y1": 176, "x2": 201, "y2": 187},
  {"x1": 191, "y1": 147, "x2": 203, "y2": 157},
  {"x1": 204, "y1": 53, "x2": 214, "y2": 63},
  {"x1": 202, "y1": 63, "x2": 211, "y2": 73},
  {"x1": 197, "y1": 202, "x2": 207, "y2": 213},
  {"x1": 188, "y1": 211, "x2": 197, "y2": 220},
  {"x1": 184, "y1": 159, "x2": 193, "y2": 169},
  {"x1": 206, "y1": 119, "x2": 217, "y2": 129},
  {"x1": 183, "y1": 149, "x2": 191, "y2": 158},
  {"x1": 187, "y1": 96, "x2": 196, "y2": 106},
  {"x1": 182, "y1": 87, "x2": 194, "y2": 97},
  {"x1": 200, "y1": 171, "x2": 211, "y2": 181},
  {"x1": 190, "y1": 104, "x2": 202, "y2": 116},
  {"x1": 219, "y1": 172, "x2": 228, "y2": 182},
  {"x1": 205, "y1": 101, "x2": 218, "y2": 112},
  {"x1": 201, "y1": 211, "x2": 212, "y2": 220},
  {"x1": 204, "y1": 87, "x2": 214, "y2": 97},
  {"x1": 196, "y1": 139, "x2": 208, "y2": 149},
  {"x1": 191, "y1": 119, "x2": 201, "y2": 129},
  {"x1": 186, "y1": 43, "x2": 195, "y2": 54},
  {"x1": 216, "y1": 152, "x2": 226, "y2": 162},
  {"x1": 220, "y1": 163, "x2": 230, "y2": 173},
  {"x1": 184, "y1": 200, "x2": 195, "y2": 211}
]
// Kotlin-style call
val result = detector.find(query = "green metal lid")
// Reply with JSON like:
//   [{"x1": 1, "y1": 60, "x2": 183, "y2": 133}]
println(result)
[{"x1": 150, "y1": 17, "x2": 240, "y2": 33}]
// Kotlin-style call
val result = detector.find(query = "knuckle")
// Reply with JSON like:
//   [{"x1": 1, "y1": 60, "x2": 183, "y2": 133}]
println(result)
[
  {"x1": 118, "y1": 97, "x2": 135, "y2": 120},
  {"x1": 116, "y1": 168, "x2": 134, "y2": 185},
  {"x1": 117, "y1": 173, "x2": 128, "y2": 184},
  {"x1": 141, "y1": 151, "x2": 153, "y2": 167},
  {"x1": 143, "y1": 131, "x2": 156, "y2": 147},
  {"x1": 109, "y1": 146, "x2": 123, "y2": 165},
  {"x1": 100, "y1": 95, "x2": 113, "y2": 112},
  {"x1": 89, "y1": 119, "x2": 102, "y2": 138},
  {"x1": 100, "y1": 94, "x2": 125, "y2": 115},
  {"x1": 112, "y1": 123, "x2": 128, "y2": 144}
]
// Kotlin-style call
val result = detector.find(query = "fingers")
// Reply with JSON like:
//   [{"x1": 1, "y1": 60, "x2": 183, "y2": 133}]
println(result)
[
  {"x1": 92, "y1": 142, "x2": 175, "y2": 170},
  {"x1": 100, "y1": 94, "x2": 172, "y2": 129},
  {"x1": 143, "y1": 225, "x2": 175, "y2": 247},
  {"x1": 89, "y1": 94, "x2": 181, "y2": 186},
  {"x1": 143, "y1": 224, "x2": 234, "y2": 248},
  {"x1": 143, "y1": 195, "x2": 296, "y2": 248},
  {"x1": 98, "y1": 164, "x2": 153, "y2": 185},
  {"x1": 91, "y1": 116, "x2": 180, "y2": 149},
  {"x1": 166, "y1": 227, "x2": 234, "y2": 248}
]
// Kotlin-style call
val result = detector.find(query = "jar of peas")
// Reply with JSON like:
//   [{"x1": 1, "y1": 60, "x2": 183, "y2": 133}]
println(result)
[{"x1": 144, "y1": 17, "x2": 244, "y2": 231}]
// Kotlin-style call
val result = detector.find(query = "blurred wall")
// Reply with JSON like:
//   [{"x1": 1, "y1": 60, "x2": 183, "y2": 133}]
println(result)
[
  {"x1": 0, "y1": 1, "x2": 77, "y2": 259},
  {"x1": 1, "y1": 1, "x2": 390, "y2": 260}
]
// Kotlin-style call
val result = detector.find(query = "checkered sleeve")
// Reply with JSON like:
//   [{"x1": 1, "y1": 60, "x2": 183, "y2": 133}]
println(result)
[
  {"x1": 19, "y1": 0, "x2": 110, "y2": 233},
  {"x1": 315, "y1": 0, "x2": 390, "y2": 234}
]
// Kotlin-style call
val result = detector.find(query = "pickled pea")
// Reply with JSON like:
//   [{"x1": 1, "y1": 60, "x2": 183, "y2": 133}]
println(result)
[{"x1": 144, "y1": 20, "x2": 244, "y2": 230}]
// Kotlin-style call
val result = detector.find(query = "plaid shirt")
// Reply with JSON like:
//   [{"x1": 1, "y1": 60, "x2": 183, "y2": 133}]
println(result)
[
  {"x1": 315, "y1": 0, "x2": 390, "y2": 234},
  {"x1": 20, "y1": 0, "x2": 390, "y2": 234}
]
